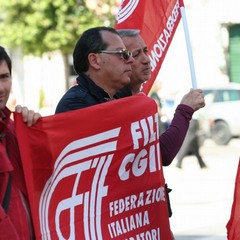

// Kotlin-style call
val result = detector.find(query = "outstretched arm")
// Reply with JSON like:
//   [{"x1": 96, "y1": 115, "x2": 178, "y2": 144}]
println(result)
[{"x1": 160, "y1": 89, "x2": 205, "y2": 166}]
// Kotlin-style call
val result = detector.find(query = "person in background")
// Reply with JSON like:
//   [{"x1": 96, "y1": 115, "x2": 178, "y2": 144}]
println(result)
[
  {"x1": 114, "y1": 29, "x2": 150, "y2": 97},
  {"x1": 55, "y1": 26, "x2": 134, "y2": 114},
  {"x1": 116, "y1": 29, "x2": 205, "y2": 167},
  {"x1": 149, "y1": 81, "x2": 167, "y2": 134},
  {"x1": 176, "y1": 118, "x2": 207, "y2": 169},
  {"x1": 0, "y1": 45, "x2": 41, "y2": 239},
  {"x1": 116, "y1": 29, "x2": 205, "y2": 239}
]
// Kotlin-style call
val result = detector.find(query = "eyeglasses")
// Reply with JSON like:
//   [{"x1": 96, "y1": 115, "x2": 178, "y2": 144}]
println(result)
[{"x1": 96, "y1": 49, "x2": 132, "y2": 61}]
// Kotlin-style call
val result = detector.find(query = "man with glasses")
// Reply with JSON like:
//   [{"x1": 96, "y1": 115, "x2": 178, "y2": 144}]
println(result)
[
  {"x1": 55, "y1": 26, "x2": 134, "y2": 113},
  {"x1": 115, "y1": 30, "x2": 205, "y2": 238},
  {"x1": 115, "y1": 29, "x2": 151, "y2": 97},
  {"x1": 116, "y1": 29, "x2": 205, "y2": 167}
]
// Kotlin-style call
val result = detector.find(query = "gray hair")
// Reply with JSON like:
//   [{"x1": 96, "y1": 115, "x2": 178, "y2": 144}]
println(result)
[{"x1": 116, "y1": 29, "x2": 140, "y2": 38}]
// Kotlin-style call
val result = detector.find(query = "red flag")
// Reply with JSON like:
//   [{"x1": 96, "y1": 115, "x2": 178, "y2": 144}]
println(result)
[
  {"x1": 227, "y1": 160, "x2": 240, "y2": 240},
  {"x1": 115, "y1": 0, "x2": 184, "y2": 94},
  {"x1": 15, "y1": 95, "x2": 172, "y2": 239}
]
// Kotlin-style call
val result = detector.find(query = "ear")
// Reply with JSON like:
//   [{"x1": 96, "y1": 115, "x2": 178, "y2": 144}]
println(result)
[{"x1": 88, "y1": 53, "x2": 100, "y2": 70}]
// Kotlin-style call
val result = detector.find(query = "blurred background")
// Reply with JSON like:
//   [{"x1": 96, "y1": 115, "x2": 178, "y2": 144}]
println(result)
[
  {"x1": 2, "y1": 0, "x2": 240, "y2": 147},
  {"x1": 165, "y1": 137, "x2": 239, "y2": 240},
  {"x1": 1, "y1": 1, "x2": 240, "y2": 239},
  {"x1": 1, "y1": 0, "x2": 239, "y2": 115}
]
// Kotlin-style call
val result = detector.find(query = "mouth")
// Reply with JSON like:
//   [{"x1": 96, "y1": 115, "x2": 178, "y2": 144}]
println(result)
[
  {"x1": 143, "y1": 67, "x2": 151, "y2": 74},
  {"x1": 125, "y1": 69, "x2": 132, "y2": 75},
  {"x1": 0, "y1": 94, "x2": 5, "y2": 101}
]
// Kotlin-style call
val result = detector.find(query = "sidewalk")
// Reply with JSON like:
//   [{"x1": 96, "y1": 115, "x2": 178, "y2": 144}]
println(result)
[{"x1": 164, "y1": 139, "x2": 239, "y2": 240}]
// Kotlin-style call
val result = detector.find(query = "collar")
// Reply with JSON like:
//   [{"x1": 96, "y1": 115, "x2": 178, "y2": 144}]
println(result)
[
  {"x1": 77, "y1": 73, "x2": 112, "y2": 103},
  {"x1": 115, "y1": 85, "x2": 132, "y2": 99},
  {"x1": 0, "y1": 107, "x2": 11, "y2": 120},
  {"x1": 0, "y1": 108, "x2": 11, "y2": 129}
]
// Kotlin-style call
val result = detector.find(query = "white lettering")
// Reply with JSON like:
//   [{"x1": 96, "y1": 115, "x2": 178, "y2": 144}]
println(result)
[
  {"x1": 118, "y1": 143, "x2": 160, "y2": 181},
  {"x1": 131, "y1": 115, "x2": 158, "y2": 150},
  {"x1": 107, "y1": 211, "x2": 150, "y2": 238},
  {"x1": 119, "y1": 113, "x2": 160, "y2": 181},
  {"x1": 132, "y1": 149, "x2": 148, "y2": 177},
  {"x1": 109, "y1": 187, "x2": 165, "y2": 216},
  {"x1": 131, "y1": 121, "x2": 142, "y2": 149},
  {"x1": 118, "y1": 153, "x2": 135, "y2": 181},
  {"x1": 126, "y1": 228, "x2": 161, "y2": 240},
  {"x1": 149, "y1": 0, "x2": 181, "y2": 71}
]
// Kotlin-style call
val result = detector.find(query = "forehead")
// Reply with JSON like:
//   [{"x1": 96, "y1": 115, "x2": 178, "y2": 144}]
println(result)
[
  {"x1": 0, "y1": 60, "x2": 10, "y2": 74},
  {"x1": 121, "y1": 35, "x2": 147, "y2": 50},
  {"x1": 101, "y1": 30, "x2": 126, "y2": 49}
]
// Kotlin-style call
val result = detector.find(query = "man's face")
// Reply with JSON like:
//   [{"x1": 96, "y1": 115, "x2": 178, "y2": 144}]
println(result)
[
  {"x1": 0, "y1": 60, "x2": 11, "y2": 110},
  {"x1": 96, "y1": 31, "x2": 133, "y2": 95},
  {"x1": 121, "y1": 35, "x2": 151, "y2": 87}
]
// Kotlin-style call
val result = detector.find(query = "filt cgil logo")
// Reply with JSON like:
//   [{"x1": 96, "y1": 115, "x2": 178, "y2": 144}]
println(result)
[{"x1": 116, "y1": 0, "x2": 139, "y2": 24}]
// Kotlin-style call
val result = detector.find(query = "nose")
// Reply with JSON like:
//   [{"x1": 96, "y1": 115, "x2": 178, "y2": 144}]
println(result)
[{"x1": 126, "y1": 56, "x2": 135, "y2": 64}]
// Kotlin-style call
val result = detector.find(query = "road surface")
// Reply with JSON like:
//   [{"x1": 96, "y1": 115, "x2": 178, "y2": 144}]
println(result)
[{"x1": 164, "y1": 138, "x2": 240, "y2": 240}]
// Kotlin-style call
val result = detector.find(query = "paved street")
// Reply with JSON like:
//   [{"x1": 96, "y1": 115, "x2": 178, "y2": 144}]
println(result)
[{"x1": 164, "y1": 138, "x2": 240, "y2": 240}]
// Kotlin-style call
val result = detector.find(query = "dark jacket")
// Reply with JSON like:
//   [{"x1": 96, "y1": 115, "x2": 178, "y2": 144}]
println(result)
[
  {"x1": 56, "y1": 74, "x2": 194, "y2": 166},
  {"x1": 177, "y1": 119, "x2": 201, "y2": 159},
  {"x1": 115, "y1": 85, "x2": 132, "y2": 99},
  {"x1": 55, "y1": 73, "x2": 112, "y2": 114}
]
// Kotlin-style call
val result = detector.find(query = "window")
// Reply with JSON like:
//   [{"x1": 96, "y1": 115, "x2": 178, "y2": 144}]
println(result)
[
  {"x1": 229, "y1": 25, "x2": 240, "y2": 83},
  {"x1": 215, "y1": 89, "x2": 240, "y2": 102}
]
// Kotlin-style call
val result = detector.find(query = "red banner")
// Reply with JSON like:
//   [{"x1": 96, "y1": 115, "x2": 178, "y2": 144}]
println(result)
[
  {"x1": 115, "y1": 0, "x2": 184, "y2": 94},
  {"x1": 227, "y1": 160, "x2": 240, "y2": 240},
  {"x1": 15, "y1": 95, "x2": 172, "y2": 240}
]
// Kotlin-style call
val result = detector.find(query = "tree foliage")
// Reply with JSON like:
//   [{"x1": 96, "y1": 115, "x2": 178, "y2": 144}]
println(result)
[{"x1": 0, "y1": 0, "x2": 119, "y2": 56}]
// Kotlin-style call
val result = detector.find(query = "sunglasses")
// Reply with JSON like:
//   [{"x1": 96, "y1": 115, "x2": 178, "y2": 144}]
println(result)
[{"x1": 96, "y1": 49, "x2": 132, "y2": 61}]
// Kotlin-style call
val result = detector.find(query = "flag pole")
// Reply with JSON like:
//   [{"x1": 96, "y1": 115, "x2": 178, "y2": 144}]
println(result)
[{"x1": 180, "y1": 6, "x2": 198, "y2": 89}]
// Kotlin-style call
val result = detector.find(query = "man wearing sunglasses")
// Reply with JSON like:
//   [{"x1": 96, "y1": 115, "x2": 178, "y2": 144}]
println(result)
[
  {"x1": 55, "y1": 26, "x2": 134, "y2": 113},
  {"x1": 115, "y1": 29, "x2": 205, "y2": 238},
  {"x1": 116, "y1": 29, "x2": 205, "y2": 167}
]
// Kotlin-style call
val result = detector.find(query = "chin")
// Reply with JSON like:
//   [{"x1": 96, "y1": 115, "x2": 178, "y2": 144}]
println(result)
[
  {"x1": 141, "y1": 78, "x2": 148, "y2": 83},
  {"x1": 126, "y1": 78, "x2": 131, "y2": 84}
]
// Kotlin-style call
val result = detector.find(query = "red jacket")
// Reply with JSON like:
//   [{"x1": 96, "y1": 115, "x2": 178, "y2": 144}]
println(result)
[{"x1": 0, "y1": 108, "x2": 34, "y2": 239}]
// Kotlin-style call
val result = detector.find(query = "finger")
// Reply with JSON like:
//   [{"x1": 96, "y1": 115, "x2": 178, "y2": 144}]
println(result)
[
  {"x1": 26, "y1": 110, "x2": 35, "y2": 126},
  {"x1": 32, "y1": 113, "x2": 41, "y2": 125},
  {"x1": 15, "y1": 105, "x2": 23, "y2": 113},
  {"x1": 20, "y1": 107, "x2": 30, "y2": 123}
]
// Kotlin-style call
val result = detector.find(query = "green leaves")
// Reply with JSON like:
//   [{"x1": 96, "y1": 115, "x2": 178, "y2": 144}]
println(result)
[{"x1": 0, "y1": 0, "x2": 118, "y2": 56}]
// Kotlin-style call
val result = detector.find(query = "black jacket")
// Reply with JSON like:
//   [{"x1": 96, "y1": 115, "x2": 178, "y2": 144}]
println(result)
[{"x1": 55, "y1": 73, "x2": 111, "y2": 114}]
